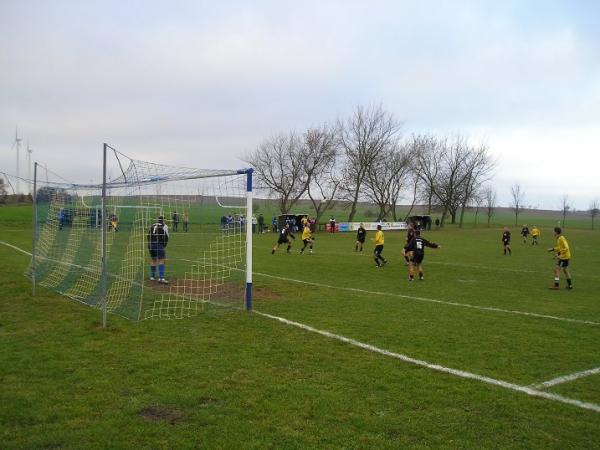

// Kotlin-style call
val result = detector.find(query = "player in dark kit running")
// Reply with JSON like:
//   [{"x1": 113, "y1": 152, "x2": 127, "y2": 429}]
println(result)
[
  {"x1": 521, "y1": 224, "x2": 530, "y2": 244},
  {"x1": 502, "y1": 227, "x2": 512, "y2": 255},
  {"x1": 272, "y1": 224, "x2": 295, "y2": 254},
  {"x1": 403, "y1": 230, "x2": 440, "y2": 281},
  {"x1": 355, "y1": 223, "x2": 366, "y2": 252},
  {"x1": 148, "y1": 215, "x2": 169, "y2": 283}
]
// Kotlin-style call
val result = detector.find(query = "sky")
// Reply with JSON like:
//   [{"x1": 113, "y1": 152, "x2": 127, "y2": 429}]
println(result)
[{"x1": 1, "y1": 0, "x2": 599, "y2": 210}]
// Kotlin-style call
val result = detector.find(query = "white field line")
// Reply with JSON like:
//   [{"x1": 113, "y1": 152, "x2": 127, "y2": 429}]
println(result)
[
  {"x1": 531, "y1": 367, "x2": 600, "y2": 390},
  {"x1": 251, "y1": 270, "x2": 600, "y2": 327},
  {"x1": 4, "y1": 241, "x2": 599, "y2": 413},
  {"x1": 254, "y1": 310, "x2": 600, "y2": 413},
  {"x1": 0, "y1": 241, "x2": 31, "y2": 256},
  {"x1": 5, "y1": 241, "x2": 600, "y2": 327}
]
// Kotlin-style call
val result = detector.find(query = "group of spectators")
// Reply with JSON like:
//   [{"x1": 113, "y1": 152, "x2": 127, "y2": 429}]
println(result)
[{"x1": 220, "y1": 214, "x2": 245, "y2": 232}]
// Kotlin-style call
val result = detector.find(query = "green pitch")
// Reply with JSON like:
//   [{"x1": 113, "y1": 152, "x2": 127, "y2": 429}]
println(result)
[{"x1": 1, "y1": 205, "x2": 599, "y2": 448}]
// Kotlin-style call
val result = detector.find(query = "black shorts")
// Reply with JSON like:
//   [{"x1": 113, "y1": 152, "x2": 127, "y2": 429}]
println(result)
[
  {"x1": 411, "y1": 252, "x2": 424, "y2": 264},
  {"x1": 357, "y1": 237, "x2": 365, "y2": 243},
  {"x1": 503, "y1": 240, "x2": 510, "y2": 245},
  {"x1": 149, "y1": 245, "x2": 166, "y2": 259},
  {"x1": 302, "y1": 239, "x2": 312, "y2": 245},
  {"x1": 557, "y1": 259, "x2": 570, "y2": 268},
  {"x1": 278, "y1": 238, "x2": 290, "y2": 245},
  {"x1": 374, "y1": 245, "x2": 384, "y2": 256}
]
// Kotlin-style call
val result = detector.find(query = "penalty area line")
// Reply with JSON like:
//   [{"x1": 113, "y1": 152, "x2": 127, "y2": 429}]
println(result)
[
  {"x1": 253, "y1": 309, "x2": 600, "y2": 413},
  {"x1": 531, "y1": 366, "x2": 600, "y2": 390},
  {"x1": 252, "y1": 270, "x2": 600, "y2": 327}
]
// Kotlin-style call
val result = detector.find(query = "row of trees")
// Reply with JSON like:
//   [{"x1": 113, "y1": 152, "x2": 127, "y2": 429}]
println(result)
[
  {"x1": 245, "y1": 104, "x2": 496, "y2": 227},
  {"x1": 510, "y1": 184, "x2": 600, "y2": 229}
]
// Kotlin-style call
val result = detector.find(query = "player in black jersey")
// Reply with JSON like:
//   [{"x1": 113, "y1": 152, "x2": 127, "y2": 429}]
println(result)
[
  {"x1": 502, "y1": 227, "x2": 512, "y2": 255},
  {"x1": 403, "y1": 230, "x2": 440, "y2": 281},
  {"x1": 272, "y1": 224, "x2": 296, "y2": 254},
  {"x1": 355, "y1": 223, "x2": 366, "y2": 252},
  {"x1": 404, "y1": 223, "x2": 416, "y2": 264},
  {"x1": 148, "y1": 215, "x2": 169, "y2": 283},
  {"x1": 520, "y1": 224, "x2": 529, "y2": 244}
]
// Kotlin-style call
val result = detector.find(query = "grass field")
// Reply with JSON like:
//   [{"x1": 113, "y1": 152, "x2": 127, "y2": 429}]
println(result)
[{"x1": 1, "y1": 205, "x2": 599, "y2": 448}]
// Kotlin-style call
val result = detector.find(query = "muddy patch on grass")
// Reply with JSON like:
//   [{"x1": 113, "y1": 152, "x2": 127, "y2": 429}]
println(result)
[
  {"x1": 198, "y1": 396, "x2": 220, "y2": 407},
  {"x1": 138, "y1": 406, "x2": 185, "y2": 424}
]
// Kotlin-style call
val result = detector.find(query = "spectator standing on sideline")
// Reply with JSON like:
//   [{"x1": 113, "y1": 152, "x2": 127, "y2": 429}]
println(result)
[
  {"x1": 172, "y1": 211, "x2": 179, "y2": 232},
  {"x1": 258, "y1": 214, "x2": 264, "y2": 233}
]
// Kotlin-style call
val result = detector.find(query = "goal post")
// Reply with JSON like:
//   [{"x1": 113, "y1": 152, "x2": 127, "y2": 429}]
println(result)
[
  {"x1": 28, "y1": 145, "x2": 253, "y2": 325},
  {"x1": 244, "y1": 168, "x2": 253, "y2": 311}
]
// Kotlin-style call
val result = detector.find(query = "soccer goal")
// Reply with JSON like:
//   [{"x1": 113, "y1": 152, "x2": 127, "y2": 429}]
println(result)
[{"x1": 28, "y1": 144, "x2": 253, "y2": 325}]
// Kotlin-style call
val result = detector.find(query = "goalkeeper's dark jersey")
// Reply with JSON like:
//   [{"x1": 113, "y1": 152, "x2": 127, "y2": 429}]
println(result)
[
  {"x1": 404, "y1": 236, "x2": 438, "y2": 255},
  {"x1": 148, "y1": 222, "x2": 169, "y2": 247}
]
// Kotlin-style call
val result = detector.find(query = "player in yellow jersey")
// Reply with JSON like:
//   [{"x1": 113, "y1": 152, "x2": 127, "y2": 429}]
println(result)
[
  {"x1": 547, "y1": 227, "x2": 572, "y2": 290},
  {"x1": 531, "y1": 225, "x2": 540, "y2": 245},
  {"x1": 299, "y1": 223, "x2": 314, "y2": 254},
  {"x1": 372, "y1": 224, "x2": 387, "y2": 267}
]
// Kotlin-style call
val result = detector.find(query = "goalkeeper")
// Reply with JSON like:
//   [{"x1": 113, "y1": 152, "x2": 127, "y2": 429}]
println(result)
[{"x1": 148, "y1": 215, "x2": 169, "y2": 284}]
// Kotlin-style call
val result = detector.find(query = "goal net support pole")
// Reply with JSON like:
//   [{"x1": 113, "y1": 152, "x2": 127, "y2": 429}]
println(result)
[
  {"x1": 244, "y1": 168, "x2": 253, "y2": 311},
  {"x1": 31, "y1": 162, "x2": 37, "y2": 297}
]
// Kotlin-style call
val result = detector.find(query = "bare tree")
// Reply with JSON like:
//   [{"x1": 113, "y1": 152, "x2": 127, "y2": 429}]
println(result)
[
  {"x1": 433, "y1": 136, "x2": 475, "y2": 226},
  {"x1": 244, "y1": 132, "x2": 306, "y2": 214},
  {"x1": 457, "y1": 144, "x2": 495, "y2": 228},
  {"x1": 469, "y1": 190, "x2": 484, "y2": 227},
  {"x1": 363, "y1": 145, "x2": 411, "y2": 221},
  {"x1": 483, "y1": 185, "x2": 496, "y2": 227},
  {"x1": 589, "y1": 198, "x2": 599, "y2": 230},
  {"x1": 510, "y1": 183, "x2": 525, "y2": 226},
  {"x1": 410, "y1": 134, "x2": 441, "y2": 214},
  {"x1": 403, "y1": 170, "x2": 421, "y2": 221},
  {"x1": 338, "y1": 104, "x2": 402, "y2": 222},
  {"x1": 302, "y1": 125, "x2": 341, "y2": 226},
  {"x1": 559, "y1": 195, "x2": 572, "y2": 228}
]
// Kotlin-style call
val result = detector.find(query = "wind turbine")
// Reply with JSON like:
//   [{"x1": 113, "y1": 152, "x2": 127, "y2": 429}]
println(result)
[{"x1": 11, "y1": 126, "x2": 22, "y2": 194}]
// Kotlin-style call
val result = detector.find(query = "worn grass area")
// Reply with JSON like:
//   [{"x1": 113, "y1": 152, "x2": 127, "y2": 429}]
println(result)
[{"x1": 1, "y1": 205, "x2": 599, "y2": 448}]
